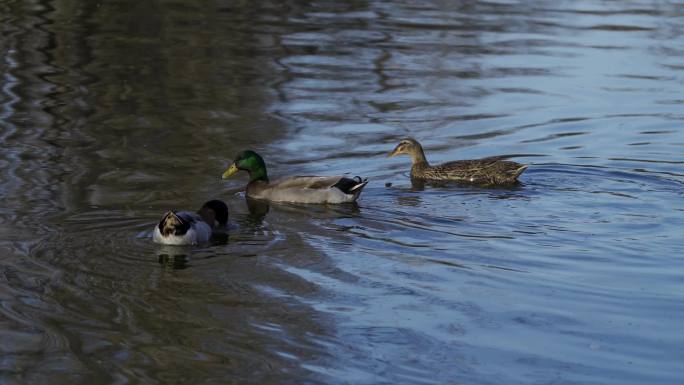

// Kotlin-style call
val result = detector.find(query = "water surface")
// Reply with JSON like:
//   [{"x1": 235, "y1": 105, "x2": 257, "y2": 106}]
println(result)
[{"x1": 1, "y1": 0, "x2": 684, "y2": 384}]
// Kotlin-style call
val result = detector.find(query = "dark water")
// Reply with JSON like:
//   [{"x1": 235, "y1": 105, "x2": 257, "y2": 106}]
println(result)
[{"x1": 2, "y1": 0, "x2": 684, "y2": 384}]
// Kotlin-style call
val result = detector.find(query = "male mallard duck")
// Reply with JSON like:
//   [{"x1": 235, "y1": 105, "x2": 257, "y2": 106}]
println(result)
[
  {"x1": 388, "y1": 138, "x2": 527, "y2": 185},
  {"x1": 221, "y1": 150, "x2": 368, "y2": 204},
  {"x1": 152, "y1": 200, "x2": 228, "y2": 245}
]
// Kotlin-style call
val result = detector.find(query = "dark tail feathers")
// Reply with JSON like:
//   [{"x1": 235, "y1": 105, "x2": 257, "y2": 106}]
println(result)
[
  {"x1": 333, "y1": 176, "x2": 369, "y2": 195},
  {"x1": 511, "y1": 164, "x2": 528, "y2": 179},
  {"x1": 159, "y1": 211, "x2": 190, "y2": 236}
]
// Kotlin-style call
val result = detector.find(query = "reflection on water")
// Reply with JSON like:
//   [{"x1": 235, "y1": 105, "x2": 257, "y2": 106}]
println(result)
[
  {"x1": 2, "y1": 0, "x2": 684, "y2": 384},
  {"x1": 245, "y1": 197, "x2": 270, "y2": 225},
  {"x1": 158, "y1": 251, "x2": 190, "y2": 270}
]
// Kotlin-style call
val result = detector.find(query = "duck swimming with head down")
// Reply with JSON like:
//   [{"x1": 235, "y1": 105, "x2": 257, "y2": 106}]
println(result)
[
  {"x1": 221, "y1": 150, "x2": 368, "y2": 204},
  {"x1": 388, "y1": 138, "x2": 528, "y2": 185},
  {"x1": 152, "y1": 199, "x2": 228, "y2": 245}
]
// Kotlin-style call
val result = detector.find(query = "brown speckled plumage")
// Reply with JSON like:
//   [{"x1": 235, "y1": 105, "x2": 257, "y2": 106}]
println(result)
[{"x1": 389, "y1": 138, "x2": 527, "y2": 185}]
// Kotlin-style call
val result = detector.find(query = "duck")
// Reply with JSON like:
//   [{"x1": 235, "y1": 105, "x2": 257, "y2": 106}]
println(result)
[
  {"x1": 221, "y1": 150, "x2": 368, "y2": 204},
  {"x1": 152, "y1": 199, "x2": 228, "y2": 245},
  {"x1": 388, "y1": 138, "x2": 528, "y2": 185}
]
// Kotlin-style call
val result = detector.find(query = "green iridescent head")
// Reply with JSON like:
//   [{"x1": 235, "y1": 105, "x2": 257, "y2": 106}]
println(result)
[{"x1": 221, "y1": 150, "x2": 269, "y2": 182}]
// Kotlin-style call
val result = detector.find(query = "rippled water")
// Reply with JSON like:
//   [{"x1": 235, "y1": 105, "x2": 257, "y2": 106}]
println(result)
[{"x1": 2, "y1": 0, "x2": 684, "y2": 384}]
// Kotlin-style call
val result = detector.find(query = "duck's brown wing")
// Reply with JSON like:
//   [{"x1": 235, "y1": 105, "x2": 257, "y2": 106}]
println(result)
[{"x1": 423, "y1": 158, "x2": 527, "y2": 184}]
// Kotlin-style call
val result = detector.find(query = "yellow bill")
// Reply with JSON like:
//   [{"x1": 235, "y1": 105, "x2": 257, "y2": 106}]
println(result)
[{"x1": 221, "y1": 163, "x2": 239, "y2": 179}]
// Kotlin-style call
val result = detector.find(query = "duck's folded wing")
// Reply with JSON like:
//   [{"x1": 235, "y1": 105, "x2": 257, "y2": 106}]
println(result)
[
  {"x1": 270, "y1": 176, "x2": 348, "y2": 190},
  {"x1": 175, "y1": 211, "x2": 203, "y2": 223},
  {"x1": 254, "y1": 175, "x2": 367, "y2": 203},
  {"x1": 435, "y1": 157, "x2": 514, "y2": 174},
  {"x1": 434, "y1": 158, "x2": 526, "y2": 182}
]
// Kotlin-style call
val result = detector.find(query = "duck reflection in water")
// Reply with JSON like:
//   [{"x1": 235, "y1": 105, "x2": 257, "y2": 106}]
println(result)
[
  {"x1": 245, "y1": 197, "x2": 270, "y2": 225},
  {"x1": 245, "y1": 194, "x2": 361, "y2": 221},
  {"x1": 409, "y1": 174, "x2": 527, "y2": 193},
  {"x1": 155, "y1": 230, "x2": 230, "y2": 270},
  {"x1": 155, "y1": 236, "x2": 193, "y2": 270}
]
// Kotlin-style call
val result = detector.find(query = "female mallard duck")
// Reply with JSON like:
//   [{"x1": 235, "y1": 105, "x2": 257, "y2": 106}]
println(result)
[
  {"x1": 221, "y1": 150, "x2": 368, "y2": 204},
  {"x1": 153, "y1": 200, "x2": 228, "y2": 245},
  {"x1": 388, "y1": 138, "x2": 527, "y2": 185}
]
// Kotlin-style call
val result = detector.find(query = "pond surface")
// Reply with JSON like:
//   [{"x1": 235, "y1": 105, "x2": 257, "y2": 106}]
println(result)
[{"x1": 1, "y1": 0, "x2": 684, "y2": 384}]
